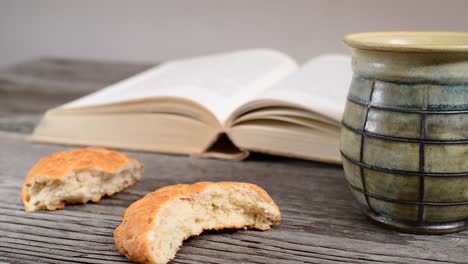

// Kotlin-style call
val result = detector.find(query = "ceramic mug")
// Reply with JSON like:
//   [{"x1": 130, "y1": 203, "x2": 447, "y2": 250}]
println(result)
[{"x1": 341, "y1": 32, "x2": 468, "y2": 234}]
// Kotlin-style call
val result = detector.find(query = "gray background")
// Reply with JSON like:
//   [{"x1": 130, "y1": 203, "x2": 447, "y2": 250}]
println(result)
[{"x1": 1, "y1": 0, "x2": 467, "y2": 68}]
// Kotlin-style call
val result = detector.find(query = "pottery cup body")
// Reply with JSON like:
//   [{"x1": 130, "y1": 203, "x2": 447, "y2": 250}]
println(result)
[{"x1": 341, "y1": 32, "x2": 468, "y2": 234}]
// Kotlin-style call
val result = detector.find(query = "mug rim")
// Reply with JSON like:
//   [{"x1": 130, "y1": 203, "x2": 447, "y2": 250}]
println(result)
[{"x1": 343, "y1": 31, "x2": 468, "y2": 53}]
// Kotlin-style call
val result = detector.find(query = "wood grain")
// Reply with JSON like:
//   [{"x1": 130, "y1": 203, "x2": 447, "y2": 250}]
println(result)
[
  {"x1": 0, "y1": 58, "x2": 151, "y2": 133},
  {"x1": 0, "y1": 58, "x2": 467, "y2": 264}
]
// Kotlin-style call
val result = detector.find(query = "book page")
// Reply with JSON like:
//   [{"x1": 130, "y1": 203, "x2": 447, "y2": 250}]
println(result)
[
  {"x1": 60, "y1": 49, "x2": 298, "y2": 123},
  {"x1": 251, "y1": 54, "x2": 352, "y2": 121}
]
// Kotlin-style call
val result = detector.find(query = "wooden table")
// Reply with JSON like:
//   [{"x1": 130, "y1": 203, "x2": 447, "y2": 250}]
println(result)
[{"x1": 0, "y1": 58, "x2": 467, "y2": 264}]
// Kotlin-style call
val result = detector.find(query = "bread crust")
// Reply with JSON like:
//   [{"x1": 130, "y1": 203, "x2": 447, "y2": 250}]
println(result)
[
  {"x1": 114, "y1": 182, "x2": 280, "y2": 264},
  {"x1": 21, "y1": 147, "x2": 143, "y2": 211}
]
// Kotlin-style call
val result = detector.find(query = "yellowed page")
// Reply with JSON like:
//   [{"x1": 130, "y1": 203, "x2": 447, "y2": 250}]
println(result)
[
  {"x1": 59, "y1": 49, "x2": 298, "y2": 124},
  {"x1": 239, "y1": 54, "x2": 352, "y2": 122}
]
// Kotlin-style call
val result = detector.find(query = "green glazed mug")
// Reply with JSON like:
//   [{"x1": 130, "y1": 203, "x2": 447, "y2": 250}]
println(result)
[{"x1": 341, "y1": 32, "x2": 468, "y2": 234}]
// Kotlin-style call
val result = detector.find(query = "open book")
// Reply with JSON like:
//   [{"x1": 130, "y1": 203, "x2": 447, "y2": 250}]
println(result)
[{"x1": 31, "y1": 50, "x2": 351, "y2": 163}]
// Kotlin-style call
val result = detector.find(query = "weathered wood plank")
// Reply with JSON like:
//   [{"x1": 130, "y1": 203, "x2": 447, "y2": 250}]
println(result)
[
  {"x1": 0, "y1": 114, "x2": 40, "y2": 134},
  {"x1": 0, "y1": 135, "x2": 468, "y2": 263},
  {"x1": 0, "y1": 58, "x2": 152, "y2": 94},
  {"x1": 0, "y1": 58, "x2": 152, "y2": 134}
]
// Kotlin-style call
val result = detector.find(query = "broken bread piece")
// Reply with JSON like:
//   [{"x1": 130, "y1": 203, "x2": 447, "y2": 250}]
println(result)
[
  {"x1": 114, "y1": 181, "x2": 281, "y2": 264},
  {"x1": 22, "y1": 147, "x2": 144, "y2": 212}
]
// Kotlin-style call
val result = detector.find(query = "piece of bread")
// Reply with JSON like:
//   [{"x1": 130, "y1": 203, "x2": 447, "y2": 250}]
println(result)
[
  {"x1": 21, "y1": 147, "x2": 144, "y2": 212},
  {"x1": 114, "y1": 181, "x2": 281, "y2": 264}
]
